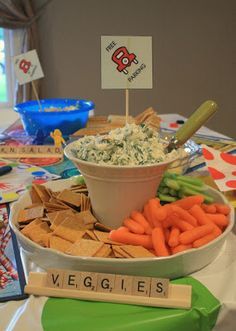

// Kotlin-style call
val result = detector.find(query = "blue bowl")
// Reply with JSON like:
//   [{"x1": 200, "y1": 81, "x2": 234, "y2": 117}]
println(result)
[{"x1": 14, "y1": 98, "x2": 95, "y2": 136}]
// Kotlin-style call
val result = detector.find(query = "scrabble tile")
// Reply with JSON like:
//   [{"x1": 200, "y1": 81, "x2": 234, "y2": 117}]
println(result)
[
  {"x1": 62, "y1": 270, "x2": 80, "y2": 290},
  {"x1": 46, "y1": 269, "x2": 65, "y2": 288},
  {"x1": 79, "y1": 272, "x2": 98, "y2": 292},
  {"x1": 96, "y1": 273, "x2": 116, "y2": 293},
  {"x1": 132, "y1": 276, "x2": 151, "y2": 297},
  {"x1": 113, "y1": 275, "x2": 133, "y2": 295},
  {"x1": 150, "y1": 278, "x2": 169, "y2": 298}
]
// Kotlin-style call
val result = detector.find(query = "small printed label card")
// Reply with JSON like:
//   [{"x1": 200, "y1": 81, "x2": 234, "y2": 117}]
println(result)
[
  {"x1": 101, "y1": 36, "x2": 152, "y2": 89},
  {"x1": 13, "y1": 49, "x2": 44, "y2": 85}
]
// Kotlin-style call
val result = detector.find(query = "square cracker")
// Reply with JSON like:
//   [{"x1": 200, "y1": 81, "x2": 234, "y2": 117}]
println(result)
[
  {"x1": 57, "y1": 189, "x2": 81, "y2": 207},
  {"x1": 120, "y1": 245, "x2": 155, "y2": 258},
  {"x1": 49, "y1": 235, "x2": 73, "y2": 253},
  {"x1": 18, "y1": 205, "x2": 44, "y2": 223},
  {"x1": 50, "y1": 210, "x2": 74, "y2": 230},
  {"x1": 112, "y1": 246, "x2": 131, "y2": 258},
  {"x1": 66, "y1": 239, "x2": 104, "y2": 257},
  {"x1": 27, "y1": 222, "x2": 51, "y2": 243},
  {"x1": 21, "y1": 218, "x2": 43, "y2": 235},
  {"x1": 94, "y1": 244, "x2": 112, "y2": 257},
  {"x1": 37, "y1": 232, "x2": 54, "y2": 247},
  {"x1": 78, "y1": 210, "x2": 97, "y2": 225},
  {"x1": 93, "y1": 230, "x2": 122, "y2": 245},
  {"x1": 83, "y1": 230, "x2": 98, "y2": 241},
  {"x1": 53, "y1": 217, "x2": 86, "y2": 242},
  {"x1": 31, "y1": 184, "x2": 51, "y2": 203}
]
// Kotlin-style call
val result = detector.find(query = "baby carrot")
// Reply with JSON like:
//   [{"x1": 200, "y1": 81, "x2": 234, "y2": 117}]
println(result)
[
  {"x1": 214, "y1": 203, "x2": 231, "y2": 215},
  {"x1": 179, "y1": 223, "x2": 214, "y2": 245},
  {"x1": 162, "y1": 216, "x2": 173, "y2": 229},
  {"x1": 148, "y1": 199, "x2": 171, "y2": 224},
  {"x1": 152, "y1": 227, "x2": 169, "y2": 256},
  {"x1": 164, "y1": 228, "x2": 170, "y2": 243},
  {"x1": 172, "y1": 218, "x2": 195, "y2": 232},
  {"x1": 189, "y1": 204, "x2": 213, "y2": 226},
  {"x1": 109, "y1": 230, "x2": 153, "y2": 249},
  {"x1": 143, "y1": 203, "x2": 155, "y2": 227},
  {"x1": 172, "y1": 244, "x2": 192, "y2": 254},
  {"x1": 168, "y1": 227, "x2": 180, "y2": 248},
  {"x1": 173, "y1": 195, "x2": 204, "y2": 210},
  {"x1": 149, "y1": 198, "x2": 161, "y2": 208},
  {"x1": 123, "y1": 218, "x2": 145, "y2": 234},
  {"x1": 117, "y1": 226, "x2": 130, "y2": 232},
  {"x1": 171, "y1": 205, "x2": 198, "y2": 226},
  {"x1": 130, "y1": 211, "x2": 153, "y2": 234},
  {"x1": 201, "y1": 203, "x2": 217, "y2": 214},
  {"x1": 205, "y1": 213, "x2": 229, "y2": 228},
  {"x1": 193, "y1": 226, "x2": 222, "y2": 248}
]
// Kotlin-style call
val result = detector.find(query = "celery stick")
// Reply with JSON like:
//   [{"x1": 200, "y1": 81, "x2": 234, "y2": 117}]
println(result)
[
  {"x1": 163, "y1": 172, "x2": 177, "y2": 180},
  {"x1": 158, "y1": 187, "x2": 169, "y2": 194},
  {"x1": 202, "y1": 194, "x2": 214, "y2": 204},
  {"x1": 176, "y1": 175, "x2": 204, "y2": 187},
  {"x1": 164, "y1": 178, "x2": 180, "y2": 190},
  {"x1": 158, "y1": 193, "x2": 177, "y2": 202},
  {"x1": 181, "y1": 186, "x2": 203, "y2": 196},
  {"x1": 169, "y1": 188, "x2": 178, "y2": 196},
  {"x1": 178, "y1": 191, "x2": 184, "y2": 198},
  {"x1": 181, "y1": 187, "x2": 214, "y2": 203},
  {"x1": 158, "y1": 180, "x2": 166, "y2": 188},
  {"x1": 178, "y1": 181, "x2": 207, "y2": 193}
]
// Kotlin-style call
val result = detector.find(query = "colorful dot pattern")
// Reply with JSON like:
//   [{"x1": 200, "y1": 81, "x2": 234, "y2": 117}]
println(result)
[
  {"x1": 0, "y1": 158, "x2": 59, "y2": 204},
  {"x1": 202, "y1": 145, "x2": 236, "y2": 191}
]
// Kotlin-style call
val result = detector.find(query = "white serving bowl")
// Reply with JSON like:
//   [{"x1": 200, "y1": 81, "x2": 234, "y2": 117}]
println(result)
[
  {"x1": 64, "y1": 141, "x2": 177, "y2": 229},
  {"x1": 9, "y1": 177, "x2": 235, "y2": 279}
]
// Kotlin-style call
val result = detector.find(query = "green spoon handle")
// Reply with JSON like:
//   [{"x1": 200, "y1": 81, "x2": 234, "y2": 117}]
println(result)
[{"x1": 173, "y1": 100, "x2": 218, "y2": 147}]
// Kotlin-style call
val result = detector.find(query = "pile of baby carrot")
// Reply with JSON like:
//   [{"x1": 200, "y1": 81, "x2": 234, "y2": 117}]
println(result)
[{"x1": 109, "y1": 195, "x2": 231, "y2": 257}]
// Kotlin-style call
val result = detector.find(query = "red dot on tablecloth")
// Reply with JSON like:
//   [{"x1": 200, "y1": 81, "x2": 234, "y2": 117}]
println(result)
[
  {"x1": 32, "y1": 179, "x2": 47, "y2": 184},
  {"x1": 208, "y1": 166, "x2": 225, "y2": 180},
  {"x1": 170, "y1": 122, "x2": 179, "y2": 128},
  {"x1": 232, "y1": 171, "x2": 236, "y2": 176},
  {"x1": 220, "y1": 152, "x2": 236, "y2": 165},
  {"x1": 202, "y1": 148, "x2": 214, "y2": 160},
  {"x1": 226, "y1": 180, "x2": 236, "y2": 189}
]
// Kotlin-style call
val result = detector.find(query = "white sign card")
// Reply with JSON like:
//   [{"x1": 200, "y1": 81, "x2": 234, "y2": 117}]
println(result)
[
  {"x1": 13, "y1": 49, "x2": 44, "y2": 85},
  {"x1": 101, "y1": 36, "x2": 152, "y2": 89}
]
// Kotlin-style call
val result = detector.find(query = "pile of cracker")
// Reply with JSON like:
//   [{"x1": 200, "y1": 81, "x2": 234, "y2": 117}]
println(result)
[
  {"x1": 17, "y1": 183, "x2": 155, "y2": 259},
  {"x1": 72, "y1": 107, "x2": 161, "y2": 137}
]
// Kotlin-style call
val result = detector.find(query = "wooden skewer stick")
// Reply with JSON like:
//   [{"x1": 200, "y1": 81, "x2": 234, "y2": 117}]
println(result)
[
  {"x1": 31, "y1": 81, "x2": 43, "y2": 112},
  {"x1": 125, "y1": 88, "x2": 129, "y2": 124}
]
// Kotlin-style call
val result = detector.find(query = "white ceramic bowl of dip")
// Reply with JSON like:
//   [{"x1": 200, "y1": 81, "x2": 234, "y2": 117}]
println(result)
[
  {"x1": 9, "y1": 177, "x2": 234, "y2": 279},
  {"x1": 64, "y1": 141, "x2": 178, "y2": 229}
]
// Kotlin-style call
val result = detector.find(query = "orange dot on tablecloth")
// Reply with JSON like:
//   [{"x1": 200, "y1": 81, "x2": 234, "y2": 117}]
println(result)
[
  {"x1": 220, "y1": 152, "x2": 236, "y2": 165},
  {"x1": 208, "y1": 166, "x2": 225, "y2": 180},
  {"x1": 202, "y1": 148, "x2": 214, "y2": 160},
  {"x1": 226, "y1": 180, "x2": 236, "y2": 189}
]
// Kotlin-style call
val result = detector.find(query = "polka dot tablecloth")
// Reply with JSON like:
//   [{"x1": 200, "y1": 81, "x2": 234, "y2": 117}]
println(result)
[{"x1": 202, "y1": 145, "x2": 236, "y2": 191}]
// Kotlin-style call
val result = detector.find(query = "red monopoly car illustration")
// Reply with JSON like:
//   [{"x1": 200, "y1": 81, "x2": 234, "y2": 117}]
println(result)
[{"x1": 112, "y1": 46, "x2": 138, "y2": 74}]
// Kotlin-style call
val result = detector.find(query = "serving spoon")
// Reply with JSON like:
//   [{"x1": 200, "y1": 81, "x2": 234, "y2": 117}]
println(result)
[{"x1": 166, "y1": 100, "x2": 218, "y2": 153}]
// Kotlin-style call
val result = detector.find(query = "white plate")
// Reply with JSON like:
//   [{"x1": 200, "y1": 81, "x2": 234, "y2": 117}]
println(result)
[{"x1": 9, "y1": 177, "x2": 235, "y2": 279}]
